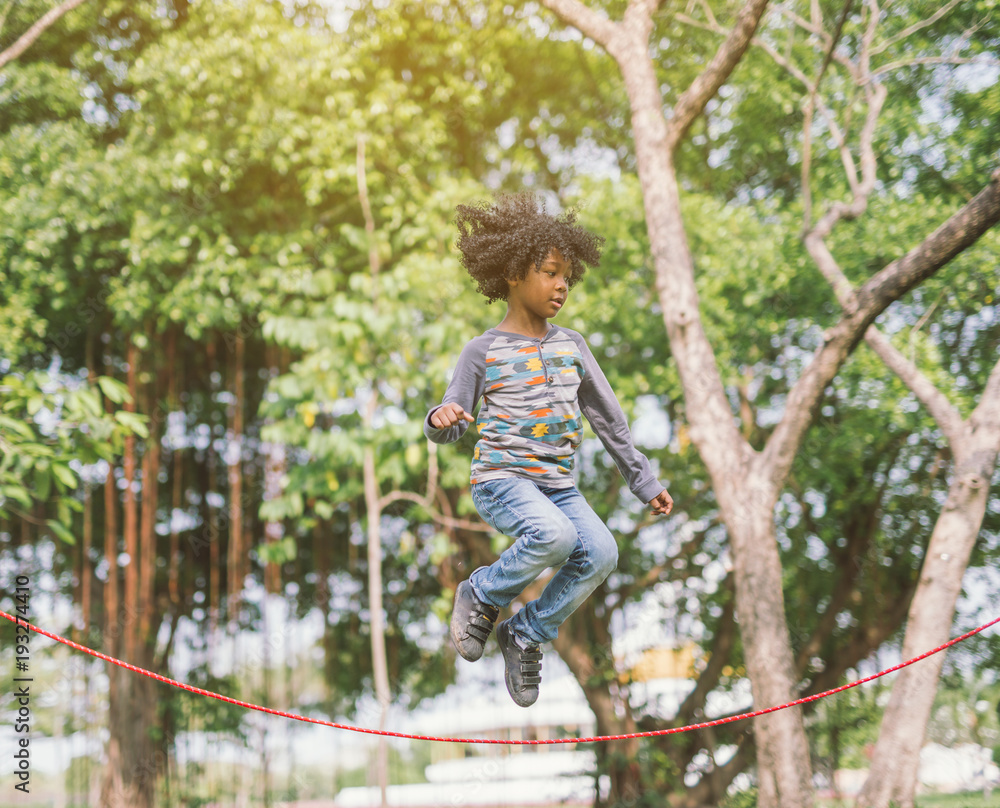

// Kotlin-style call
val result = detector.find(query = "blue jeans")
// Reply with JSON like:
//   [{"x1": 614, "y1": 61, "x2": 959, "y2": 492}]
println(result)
[{"x1": 469, "y1": 477, "x2": 618, "y2": 645}]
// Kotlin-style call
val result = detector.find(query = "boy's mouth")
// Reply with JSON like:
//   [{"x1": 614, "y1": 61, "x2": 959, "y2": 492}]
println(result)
[{"x1": 550, "y1": 298, "x2": 565, "y2": 308}]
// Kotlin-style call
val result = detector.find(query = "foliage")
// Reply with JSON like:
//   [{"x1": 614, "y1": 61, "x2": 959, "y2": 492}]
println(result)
[
  {"x1": 0, "y1": 368, "x2": 143, "y2": 541},
  {"x1": 0, "y1": 0, "x2": 997, "y2": 804},
  {"x1": 721, "y1": 786, "x2": 760, "y2": 808}
]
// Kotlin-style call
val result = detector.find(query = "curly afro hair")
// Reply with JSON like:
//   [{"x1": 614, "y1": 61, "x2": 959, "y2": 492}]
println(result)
[{"x1": 454, "y1": 192, "x2": 604, "y2": 304}]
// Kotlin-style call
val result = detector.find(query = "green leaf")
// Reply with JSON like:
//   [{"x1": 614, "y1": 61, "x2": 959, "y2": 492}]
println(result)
[
  {"x1": 1, "y1": 486, "x2": 33, "y2": 509},
  {"x1": 259, "y1": 499, "x2": 287, "y2": 522},
  {"x1": 52, "y1": 463, "x2": 77, "y2": 490},
  {"x1": 97, "y1": 376, "x2": 131, "y2": 405},
  {"x1": 114, "y1": 410, "x2": 150, "y2": 438},
  {"x1": 47, "y1": 519, "x2": 77, "y2": 545},
  {"x1": 76, "y1": 389, "x2": 103, "y2": 418},
  {"x1": 0, "y1": 414, "x2": 34, "y2": 439}
]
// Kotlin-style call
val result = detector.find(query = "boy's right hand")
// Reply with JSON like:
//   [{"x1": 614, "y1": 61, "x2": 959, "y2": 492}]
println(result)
[{"x1": 430, "y1": 403, "x2": 475, "y2": 429}]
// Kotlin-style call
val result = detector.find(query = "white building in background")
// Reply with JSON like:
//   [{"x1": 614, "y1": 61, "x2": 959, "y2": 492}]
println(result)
[
  {"x1": 817, "y1": 744, "x2": 1000, "y2": 800},
  {"x1": 331, "y1": 645, "x2": 702, "y2": 808},
  {"x1": 329, "y1": 642, "x2": 1000, "y2": 808},
  {"x1": 918, "y1": 743, "x2": 999, "y2": 795},
  {"x1": 334, "y1": 669, "x2": 599, "y2": 808}
]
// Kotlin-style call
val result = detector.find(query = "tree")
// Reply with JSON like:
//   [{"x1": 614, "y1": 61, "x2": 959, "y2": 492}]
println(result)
[
  {"x1": 537, "y1": 176, "x2": 971, "y2": 805},
  {"x1": 0, "y1": 0, "x2": 92, "y2": 71},
  {"x1": 725, "y1": 4, "x2": 1000, "y2": 803},
  {"x1": 4, "y1": 0, "x2": 997, "y2": 803},
  {"x1": 2, "y1": 0, "x2": 495, "y2": 801},
  {"x1": 520, "y1": 1, "x2": 1000, "y2": 805},
  {"x1": 855, "y1": 343, "x2": 1000, "y2": 808},
  {"x1": 0, "y1": 368, "x2": 141, "y2": 541}
]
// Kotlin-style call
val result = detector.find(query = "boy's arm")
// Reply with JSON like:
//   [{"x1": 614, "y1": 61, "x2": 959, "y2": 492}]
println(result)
[
  {"x1": 570, "y1": 330, "x2": 667, "y2": 505},
  {"x1": 423, "y1": 337, "x2": 487, "y2": 445}
]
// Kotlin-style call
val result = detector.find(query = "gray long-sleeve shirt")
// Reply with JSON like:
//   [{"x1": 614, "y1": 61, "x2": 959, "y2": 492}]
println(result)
[{"x1": 423, "y1": 325, "x2": 665, "y2": 504}]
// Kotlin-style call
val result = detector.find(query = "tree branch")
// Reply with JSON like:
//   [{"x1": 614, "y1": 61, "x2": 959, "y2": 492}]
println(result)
[
  {"x1": 816, "y1": 0, "x2": 854, "y2": 88},
  {"x1": 802, "y1": 95, "x2": 815, "y2": 230},
  {"x1": 699, "y1": 15, "x2": 867, "y2": 206},
  {"x1": 762, "y1": 169, "x2": 1000, "y2": 489},
  {"x1": 804, "y1": 81, "x2": 888, "y2": 240},
  {"x1": 804, "y1": 575, "x2": 916, "y2": 696},
  {"x1": 0, "y1": 0, "x2": 90, "y2": 71},
  {"x1": 378, "y1": 489, "x2": 493, "y2": 534},
  {"x1": 872, "y1": 55, "x2": 1000, "y2": 78},
  {"x1": 858, "y1": 0, "x2": 879, "y2": 80},
  {"x1": 804, "y1": 226, "x2": 966, "y2": 447},
  {"x1": 696, "y1": 0, "x2": 719, "y2": 30},
  {"x1": 665, "y1": 0, "x2": 770, "y2": 152},
  {"x1": 864, "y1": 328, "x2": 965, "y2": 448},
  {"x1": 800, "y1": 0, "x2": 854, "y2": 231},
  {"x1": 537, "y1": 0, "x2": 620, "y2": 50},
  {"x1": 673, "y1": 738, "x2": 753, "y2": 808},
  {"x1": 810, "y1": 0, "x2": 822, "y2": 28},
  {"x1": 869, "y1": 0, "x2": 963, "y2": 56},
  {"x1": 970, "y1": 355, "x2": 1000, "y2": 437},
  {"x1": 857, "y1": 169, "x2": 1000, "y2": 314},
  {"x1": 773, "y1": 4, "x2": 860, "y2": 82},
  {"x1": 776, "y1": 6, "x2": 824, "y2": 39},
  {"x1": 675, "y1": 591, "x2": 735, "y2": 724}
]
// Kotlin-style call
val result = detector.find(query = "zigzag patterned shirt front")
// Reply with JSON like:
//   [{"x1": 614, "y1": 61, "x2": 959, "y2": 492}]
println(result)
[{"x1": 424, "y1": 325, "x2": 664, "y2": 504}]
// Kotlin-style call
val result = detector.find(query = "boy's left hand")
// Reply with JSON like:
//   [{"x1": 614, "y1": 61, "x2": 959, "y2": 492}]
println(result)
[{"x1": 648, "y1": 490, "x2": 673, "y2": 516}]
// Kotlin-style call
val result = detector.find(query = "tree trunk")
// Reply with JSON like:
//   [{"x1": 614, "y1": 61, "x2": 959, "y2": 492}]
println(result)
[
  {"x1": 802, "y1": 155, "x2": 1000, "y2": 807},
  {"x1": 80, "y1": 481, "x2": 92, "y2": 638},
  {"x1": 263, "y1": 450, "x2": 284, "y2": 595},
  {"x1": 122, "y1": 340, "x2": 140, "y2": 661},
  {"x1": 262, "y1": 344, "x2": 286, "y2": 595},
  {"x1": 552, "y1": 622, "x2": 641, "y2": 805},
  {"x1": 314, "y1": 518, "x2": 336, "y2": 684},
  {"x1": 101, "y1": 339, "x2": 157, "y2": 808},
  {"x1": 138, "y1": 369, "x2": 161, "y2": 642},
  {"x1": 227, "y1": 333, "x2": 246, "y2": 616},
  {"x1": 79, "y1": 329, "x2": 99, "y2": 639},
  {"x1": 357, "y1": 134, "x2": 390, "y2": 807},
  {"x1": 624, "y1": 78, "x2": 812, "y2": 805},
  {"x1": 536, "y1": 1, "x2": 815, "y2": 801},
  {"x1": 856, "y1": 360, "x2": 1000, "y2": 808},
  {"x1": 167, "y1": 328, "x2": 182, "y2": 608},
  {"x1": 100, "y1": 340, "x2": 122, "y2": 801},
  {"x1": 538, "y1": 6, "x2": 1000, "y2": 806},
  {"x1": 207, "y1": 456, "x2": 221, "y2": 633},
  {"x1": 723, "y1": 487, "x2": 812, "y2": 808},
  {"x1": 364, "y1": 405, "x2": 391, "y2": 808}
]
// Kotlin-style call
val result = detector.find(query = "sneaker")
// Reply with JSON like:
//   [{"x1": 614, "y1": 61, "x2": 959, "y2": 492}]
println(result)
[
  {"x1": 450, "y1": 578, "x2": 499, "y2": 662},
  {"x1": 496, "y1": 619, "x2": 542, "y2": 708}
]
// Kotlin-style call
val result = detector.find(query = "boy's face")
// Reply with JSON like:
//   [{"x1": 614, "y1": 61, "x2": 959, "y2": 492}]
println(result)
[{"x1": 508, "y1": 249, "x2": 571, "y2": 319}]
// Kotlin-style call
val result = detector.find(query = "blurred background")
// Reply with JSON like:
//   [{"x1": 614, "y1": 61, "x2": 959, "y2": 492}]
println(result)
[{"x1": 1, "y1": 1, "x2": 998, "y2": 806}]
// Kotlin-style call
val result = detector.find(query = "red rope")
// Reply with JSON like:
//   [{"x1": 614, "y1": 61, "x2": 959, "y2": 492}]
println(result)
[{"x1": 2, "y1": 609, "x2": 997, "y2": 745}]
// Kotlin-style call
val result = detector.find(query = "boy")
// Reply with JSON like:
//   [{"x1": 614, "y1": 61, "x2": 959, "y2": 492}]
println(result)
[{"x1": 424, "y1": 193, "x2": 673, "y2": 708}]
